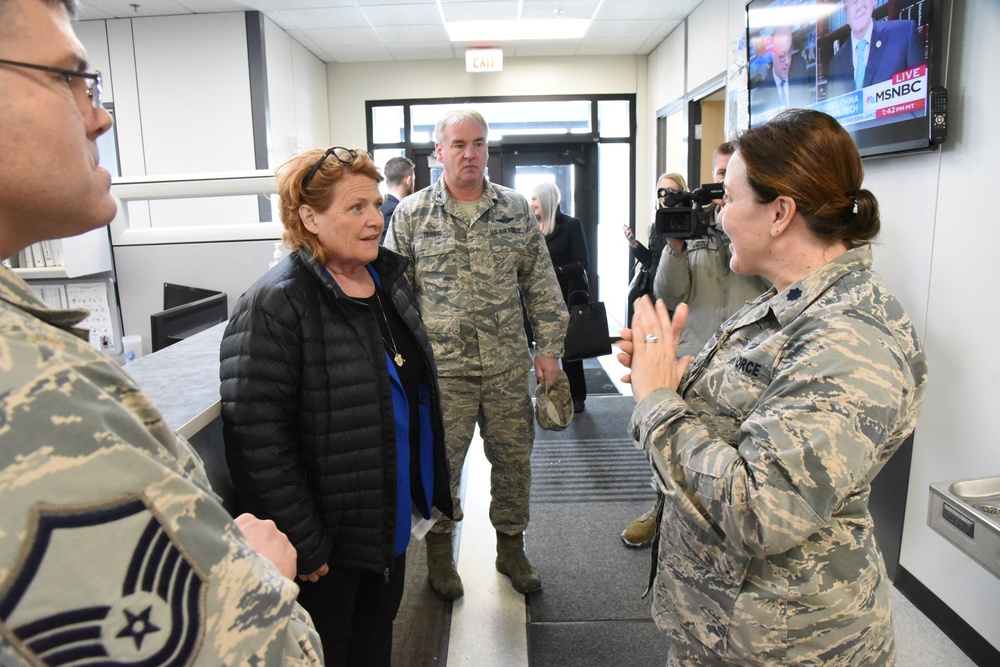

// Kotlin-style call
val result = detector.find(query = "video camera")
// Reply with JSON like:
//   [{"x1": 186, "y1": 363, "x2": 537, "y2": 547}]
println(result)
[{"x1": 654, "y1": 183, "x2": 725, "y2": 239}]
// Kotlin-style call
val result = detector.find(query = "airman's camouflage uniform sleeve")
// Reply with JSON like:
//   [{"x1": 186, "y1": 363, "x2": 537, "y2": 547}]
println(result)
[
  {"x1": 386, "y1": 178, "x2": 567, "y2": 375},
  {"x1": 0, "y1": 267, "x2": 322, "y2": 666},
  {"x1": 629, "y1": 246, "x2": 927, "y2": 666}
]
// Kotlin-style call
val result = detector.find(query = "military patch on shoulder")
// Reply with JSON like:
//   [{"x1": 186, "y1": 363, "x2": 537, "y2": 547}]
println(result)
[{"x1": 0, "y1": 497, "x2": 205, "y2": 666}]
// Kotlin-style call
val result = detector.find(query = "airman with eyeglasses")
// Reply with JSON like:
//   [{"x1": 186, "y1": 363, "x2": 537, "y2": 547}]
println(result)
[
  {"x1": 0, "y1": 2, "x2": 324, "y2": 664},
  {"x1": 0, "y1": 0, "x2": 115, "y2": 257},
  {"x1": 0, "y1": 57, "x2": 102, "y2": 109}
]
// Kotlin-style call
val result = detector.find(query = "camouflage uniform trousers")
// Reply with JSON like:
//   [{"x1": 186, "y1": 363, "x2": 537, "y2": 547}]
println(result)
[
  {"x1": 663, "y1": 630, "x2": 894, "y2": 667},
  {"x1": 429, "y1": 364, "x2": 535, "y2": 537}
]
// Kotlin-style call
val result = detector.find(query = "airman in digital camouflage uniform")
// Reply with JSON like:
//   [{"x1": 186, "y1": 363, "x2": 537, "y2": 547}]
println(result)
[
  {"x1": 0, "y1": 1, "x2": 322, "y2": 663},
  {"x1": 385, "y1": 108, "x2": 568, "y2": 600},
  {"x1": 622, "y1": 110, "x2": 927, "y2": 666}
]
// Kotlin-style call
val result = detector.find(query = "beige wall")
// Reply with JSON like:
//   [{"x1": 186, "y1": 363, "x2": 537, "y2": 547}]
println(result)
[{"x1": 324, "y1": 55, "x2": 643, "y2": 148}]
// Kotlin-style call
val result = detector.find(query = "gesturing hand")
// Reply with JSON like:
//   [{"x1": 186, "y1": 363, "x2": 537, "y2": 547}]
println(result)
[{"x1": 617, "y1": 296, "x2": 693, "y2": 403}]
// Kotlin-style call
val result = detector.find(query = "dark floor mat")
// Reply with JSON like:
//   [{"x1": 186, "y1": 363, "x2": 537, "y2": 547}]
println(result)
[
  {"x1": 528, "y1": 620, "x2": 672, "y2": 667},
  {"x1": 527, "y1": 394, "x2": 668, "y2": 663},
  {"x1": 583, "y1": 366, "x2": 620, "y2": 395}
]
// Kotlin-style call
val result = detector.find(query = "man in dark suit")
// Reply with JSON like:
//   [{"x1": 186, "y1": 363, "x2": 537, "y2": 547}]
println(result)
[
  {"x1": 751, "y1": 26, "x2": 811, "y2": 120},
  {"x1": 379, "y1": 156, "x2": 414, "y2": 243},
  {"x1": 827, "y1": 0, "x2": 923, "y2": 98}
]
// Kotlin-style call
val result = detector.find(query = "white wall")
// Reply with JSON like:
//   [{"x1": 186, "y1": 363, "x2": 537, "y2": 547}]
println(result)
[
  {"x1": 130, "y1": 14, "x2": 255, "y2": 175},
  {"x1": 112, "y1": 241, "x2": 283, "y2": 357},
  {"x1": 687, "y1": 0, "x2": 729, "y2": 91},
  {"x1": 893, "y1": 0, "x2": 1000, "y2": 649},
  {"x1": 646, "y1": 24, "x2": 687, "y2": 220},
  {"x1": 265, "y1": 17, "x2": 330, "y2": 164},
  {"x1": 649, "y1": 26, "x2": 687, "y2": 116},
  {"x1": 75, "y1": 13, "x2": 329, "y2": 352}
]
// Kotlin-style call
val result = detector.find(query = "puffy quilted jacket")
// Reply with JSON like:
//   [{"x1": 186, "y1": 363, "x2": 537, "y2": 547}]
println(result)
[{"x1": 220, "y1": 247, "x2": 452, "y2": 575}]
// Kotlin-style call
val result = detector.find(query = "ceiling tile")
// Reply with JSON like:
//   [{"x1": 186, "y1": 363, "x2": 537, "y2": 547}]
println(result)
[
  {"x1": 519, "y1": 0, "x2": 599, "y2": 21},
  {"x1": 323, "y1": 43, "x2": 395, "y2": 62},
  {"x1": 84, "y1": 0, "x2": 193, "y2": 19},
  {"x1": 439, "y1": 1, "x2": 520, "y2": 23},
  {"x1": 386, "y1": 43, "x2": 458, "y2": 60},
  {"x1": 576, "y1": 38, "x2": 647, "y2": 56},
  {"x1": 76, "y1": 2, "x2": 116, "y2": 20},
  {"x1": 72, "y1": 0, "x2": 701, "y2": 63},
  {"x1": 586, "y1": 19, "x2": 660, "y2": 40},
  {"x1": 302, "y1": 25, "x2": 382, "y2": 46},
  {"x1": 360, "y1": 3, "x2": 444, "y2": 26},
  {"x1": 509, "y1": 40, "x2": 582, "y2": 57},
  {"x1": 274, "y1": 6, "x2": 368, "y2": 29},
  {"x1": 376, "y1": 24, "x2": 452, "y2": 43},
  {"x1": 264, "y1": 0, "x2": 354, "y2": 9},
  {"x1": 174, "y1": 0, "x2": 273, "y2": 12},
  {"x1": 595, "y1": 0, "x2": 699, "y2": 21}
]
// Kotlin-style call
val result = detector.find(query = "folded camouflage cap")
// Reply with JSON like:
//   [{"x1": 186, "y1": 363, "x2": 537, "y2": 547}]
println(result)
[{"x1": 535, "y1": 370, "x2": 574, "y2": 431}]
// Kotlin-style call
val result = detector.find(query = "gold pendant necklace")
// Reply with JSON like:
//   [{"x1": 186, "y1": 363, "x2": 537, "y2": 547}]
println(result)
[{"x1": 373, "y1": 289, "x2": 404, "y2": 367}]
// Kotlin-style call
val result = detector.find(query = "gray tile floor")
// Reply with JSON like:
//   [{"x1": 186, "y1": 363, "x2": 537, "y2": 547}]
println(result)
[{"x1": 892, "y1": 588, "x2": 976, "y2": 666}]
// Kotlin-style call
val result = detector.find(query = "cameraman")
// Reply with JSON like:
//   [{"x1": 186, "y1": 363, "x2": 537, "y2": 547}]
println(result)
[
  {"x1": 654, "y1": 141, "x2": 770, "y2": 359},
  {"x1": 620, "y1": 143, "x2": 769, "y2": 548}
]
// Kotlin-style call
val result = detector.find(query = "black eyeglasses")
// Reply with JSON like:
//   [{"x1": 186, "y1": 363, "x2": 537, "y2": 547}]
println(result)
[
  {"x1": 0, "y1": 58, "x2": 103, "y2": 109},
  {"x1": 301, "y1": 146, "x2": 370, "y2": 188}
]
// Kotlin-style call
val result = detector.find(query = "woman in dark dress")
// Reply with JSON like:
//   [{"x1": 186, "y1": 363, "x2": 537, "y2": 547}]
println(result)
[
  {"x1": 530, "y1": 182, "x2": 590, "y2": 412},
  {"x1": 623, "y1": 172, "x2": 687, "y2": 325}
]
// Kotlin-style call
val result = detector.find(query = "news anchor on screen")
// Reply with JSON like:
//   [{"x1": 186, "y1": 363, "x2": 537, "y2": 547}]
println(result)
[
  {"x1": 827, "y1": 0, "x2": 923, "y2": 98},
  {"x1": 751, "y1": 26, "x2": 812, "y2": 118}
]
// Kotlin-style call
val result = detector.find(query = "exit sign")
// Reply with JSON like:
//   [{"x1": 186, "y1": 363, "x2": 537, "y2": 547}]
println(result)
[{"x1": 466, "y1": 48, "x2": 503, "y2": 73}]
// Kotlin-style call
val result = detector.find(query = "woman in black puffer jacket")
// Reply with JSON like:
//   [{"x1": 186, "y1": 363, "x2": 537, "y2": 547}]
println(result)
[{"x1": 220, "y1": 147, "x2": 452, "y2": 667}]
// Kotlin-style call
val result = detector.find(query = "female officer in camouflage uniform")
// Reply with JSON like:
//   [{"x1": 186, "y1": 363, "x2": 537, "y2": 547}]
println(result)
[{"x1": 620, "y1": 109, "x2": 927, "y2": 666}]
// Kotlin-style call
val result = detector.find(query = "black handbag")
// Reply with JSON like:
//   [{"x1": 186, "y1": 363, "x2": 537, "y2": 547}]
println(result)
[
  {"x1": 627, "y1": 261, "x2": 653, "y2": 304},
  {"x1": 564, "y1": 290, "x2": 612, "y2": 361}
]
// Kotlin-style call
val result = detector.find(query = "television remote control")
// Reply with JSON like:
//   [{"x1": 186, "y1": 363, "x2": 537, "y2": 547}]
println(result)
[{"x1": 930, "y1": 87, "x2": 948, "y2": 145}]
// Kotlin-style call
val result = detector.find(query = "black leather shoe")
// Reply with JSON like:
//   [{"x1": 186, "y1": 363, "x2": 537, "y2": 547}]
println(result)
[{"x1": 573, "y1": 399, "x2": 586, "y2": 413}]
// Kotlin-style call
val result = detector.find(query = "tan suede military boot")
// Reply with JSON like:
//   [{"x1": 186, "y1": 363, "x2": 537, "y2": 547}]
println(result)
[
  {"x1": 425, "y1": 532, "x2": 464, "y2": 601},
  {"x1": 495, "y1": 532, "x2": 542, "y2": 594},
  {"x1": 620, "y1": 508, "x2": 657, "y2": 548}
]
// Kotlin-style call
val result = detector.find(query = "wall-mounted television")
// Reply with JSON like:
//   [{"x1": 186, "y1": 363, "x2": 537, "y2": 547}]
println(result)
[{"x1": 746, "y1": 0, "x2": 948, "y2": 158}]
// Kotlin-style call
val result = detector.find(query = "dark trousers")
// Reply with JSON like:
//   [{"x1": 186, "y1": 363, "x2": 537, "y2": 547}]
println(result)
[
  {"x1": 296, "y1": 552, "x2": 406, "y2": 667},
  {"x1": 562, "y1": 357, "x2": 587, "y2": 400}
]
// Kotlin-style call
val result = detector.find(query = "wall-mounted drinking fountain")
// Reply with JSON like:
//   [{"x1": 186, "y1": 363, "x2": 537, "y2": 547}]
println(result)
[{"x1": 929, "y1": 476, "x2": 1000, "y2": 580}]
